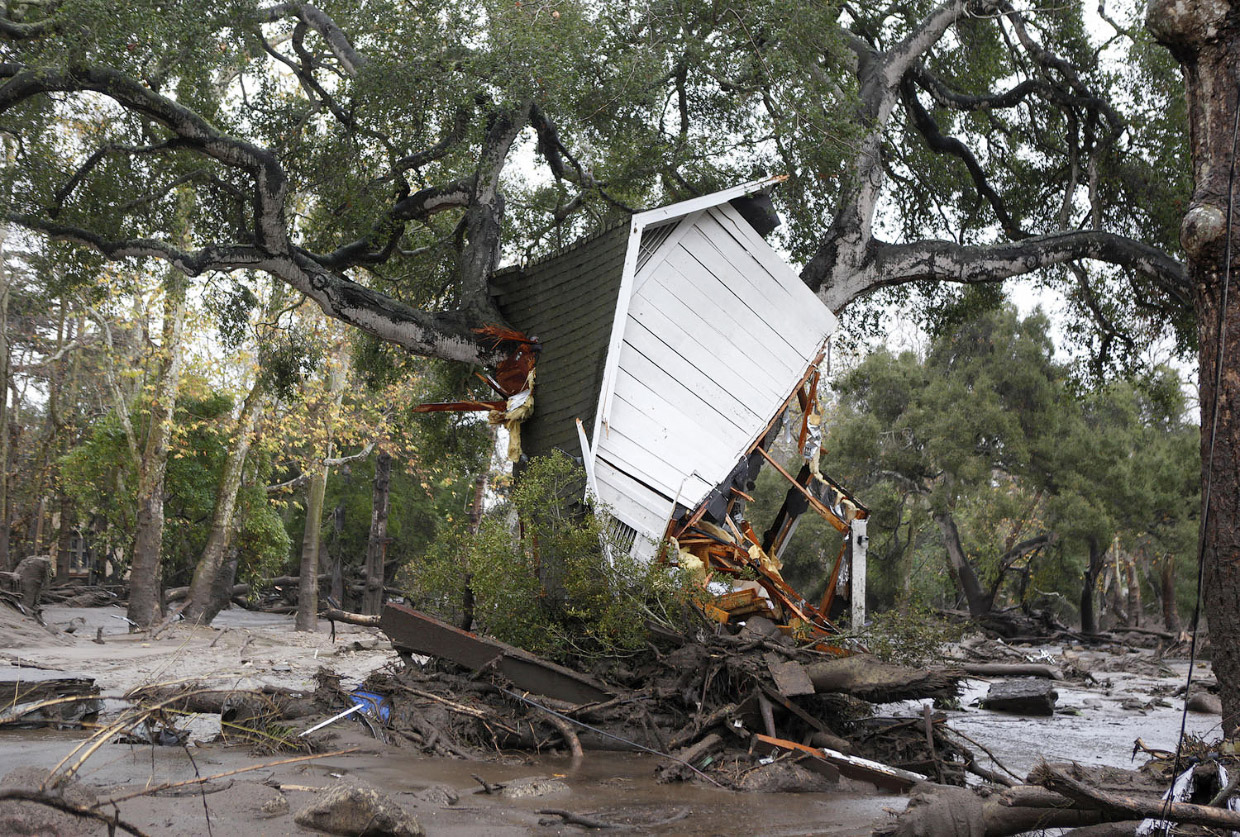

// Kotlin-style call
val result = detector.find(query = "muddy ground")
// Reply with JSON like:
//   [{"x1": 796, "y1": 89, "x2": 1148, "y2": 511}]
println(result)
[{"x1": 0, "y1": 605, "x2": 1220, "y2": 836}]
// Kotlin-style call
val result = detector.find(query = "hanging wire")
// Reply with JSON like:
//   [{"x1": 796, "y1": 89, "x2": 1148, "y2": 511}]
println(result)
[{"x1": 1159, "y1": 80, "x2": 1240, "y2": 835}]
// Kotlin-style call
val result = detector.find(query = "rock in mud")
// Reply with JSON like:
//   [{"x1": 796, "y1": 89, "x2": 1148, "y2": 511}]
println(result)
[
  {"x1": 979, "y1": 679, "x2": 1058, "y2": 716},
  {"x1": 294, "y1": 782, "x2": 423, "y2": 837},
  {"x1": 1187, "y1": 690, "x2": 1223, "y2": 714},
  {"x1": 409, "y1": 785, "x2": 459, "y2": 807},
  {"x1": 737, "y1": 760, "x2": 838, "y2": 793},
  {"x1": 500, "y1": 776, "x2": 570, "y2": 799},
  {"x1": 0, "y1": 766, "x2": 97, "y2": 837}
]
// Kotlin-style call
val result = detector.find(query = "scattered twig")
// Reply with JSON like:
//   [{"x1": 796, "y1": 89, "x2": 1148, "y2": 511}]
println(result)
[
  {"x1": 0, "y1": 789, "x2": 149, "y2": 836},
  {"x1": 538, "y1": 808, "x2": 619, "y2": 829},
  {"x1": 95, "y1": 748, "x2": 360, "y2": 806}
]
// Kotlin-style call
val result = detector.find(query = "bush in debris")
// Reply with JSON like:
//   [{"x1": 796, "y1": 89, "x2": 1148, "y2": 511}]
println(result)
[
  {"x1": 399, "y1": 452, "x2": 695, "y2": 661},
  {"x1": 856, "y1": 601, "x2": 962, "y2": 667}
]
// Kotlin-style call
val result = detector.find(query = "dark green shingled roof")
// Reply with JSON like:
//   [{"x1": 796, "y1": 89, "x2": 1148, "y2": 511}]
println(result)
[{"x1": 490, "y1": 223, "x2": 630, "y2": 460}]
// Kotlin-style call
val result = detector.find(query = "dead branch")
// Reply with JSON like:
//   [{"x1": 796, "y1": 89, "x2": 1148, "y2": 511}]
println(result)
[
  {"x1": 95, "y1": 748, "x2": 360, "y2": 806},
  {"x1": 0, "y1": 789, "x2": 149, "y2": 836},
  {"x1": 538, "y1": 808, "x2": 619, "y2": 829},
  {"x1": 322, "y1": 607, "x2": 381, "y2": 627},
  {"x1": 1029, "y1": 762, "x2": 1240, "y2": 829}
]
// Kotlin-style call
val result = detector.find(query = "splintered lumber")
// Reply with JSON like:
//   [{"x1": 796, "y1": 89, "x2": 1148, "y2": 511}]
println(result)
[
  {"x1": 0, "y1": 668, "x2": 97, "y2": 706},
  {"x1": 751, "y1": 734, "x2": 921, "y2": 791},
  {"x1": 380, "y1": 603, "x2": 611, "y2": 705},
  {"x1": 748, "y1": 733, "x2": 841, "y2": 783},
  {"x1": 803, "y1": 654, "x2": 963, "y2": 702},
  {"x1": 980, "y1": 679, "x2": 1058, "y2": 716}
]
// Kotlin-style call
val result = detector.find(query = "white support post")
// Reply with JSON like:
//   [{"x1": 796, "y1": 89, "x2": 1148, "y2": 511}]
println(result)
[{"x1": 849, "y1": 518, "x2": 868, "y2": 633}]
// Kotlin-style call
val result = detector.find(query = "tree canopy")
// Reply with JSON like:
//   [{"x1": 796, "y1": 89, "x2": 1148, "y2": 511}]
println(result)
[
  {"x1": 0, "y1": 1, "x2": 1193, "y2": 374},
  {"x1": 821, "y1": 306, "x2": 1199, "y2": 628}
]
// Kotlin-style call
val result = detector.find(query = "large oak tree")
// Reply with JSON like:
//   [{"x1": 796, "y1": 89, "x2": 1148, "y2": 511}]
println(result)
[{"x1": 0, "y1": 0, "x2": 1223, "y2": 713}]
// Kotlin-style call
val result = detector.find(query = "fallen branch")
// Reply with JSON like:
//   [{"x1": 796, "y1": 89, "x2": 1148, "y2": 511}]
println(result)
[
  {"x1": 95, "y1": 748, "x2": 360, "y2": 806},
  {"x1": 322, "y1": 607, "x2": 381, "y2": 627},
  {"x1": 0, "y1": 789, "x2": 149, "y2": 836},
  {"x1": 1029, "y1": 762, "x2": 1240, "y2": 830},
  {"x1": 538, "y1": 808, "x2": 618, "y2": 829}
]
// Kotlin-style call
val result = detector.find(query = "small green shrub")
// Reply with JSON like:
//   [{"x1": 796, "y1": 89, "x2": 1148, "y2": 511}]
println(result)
[
  {"x1": 399, "y1": 452, "x2": 694, "y2": 662},
  {"x1": 856, "y1": 602, "x2": 963, "y2": 667}
]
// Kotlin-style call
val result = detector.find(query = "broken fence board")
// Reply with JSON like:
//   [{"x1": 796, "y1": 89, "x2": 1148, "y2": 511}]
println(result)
[{"x1": 380, "y1": 604, "x2": 612, "y2": 706}]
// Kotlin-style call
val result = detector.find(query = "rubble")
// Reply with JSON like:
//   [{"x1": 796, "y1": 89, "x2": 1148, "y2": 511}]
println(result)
[
  {"x1": 978, "y1": 679, "x2": 1059, "y2": 716},
  {"x1": 294, "y1": 782, "x2": 424, "y2": 837}
]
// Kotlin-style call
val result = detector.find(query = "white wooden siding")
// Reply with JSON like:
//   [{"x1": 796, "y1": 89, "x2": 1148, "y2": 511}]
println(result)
[{"x1": 592, "y1": 206, "x2": 837, "y2": 559}]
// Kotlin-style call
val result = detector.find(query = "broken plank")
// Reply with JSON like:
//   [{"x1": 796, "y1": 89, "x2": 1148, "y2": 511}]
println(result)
[
  {"x1": 766, "y1": 659, "x2": 815, "y2": 698},
  {"x1": 381, "y1": 604, "x2": 612, "y2": 705},
  {"x1": 751, "y1": 733, "x2": 925, "y2": 791}
]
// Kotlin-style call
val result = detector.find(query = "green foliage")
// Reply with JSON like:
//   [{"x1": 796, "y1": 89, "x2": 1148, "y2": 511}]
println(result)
[
  {"x1": 59, "y1": 385, "x2": 288, "y2": 586},
  {"x1": 856, "y1": 602, "x2": 963, "y2": 668},
  {"x1": 824, "y1": 305, "x2": 1200, "y2": 625},
  {"x1": 399, "y1": 451, "x2": 693, "y2": 661}
]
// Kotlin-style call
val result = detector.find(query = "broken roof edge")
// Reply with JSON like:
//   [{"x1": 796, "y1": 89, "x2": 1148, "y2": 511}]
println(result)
[
  {"x1": 493, "y1": 175, "x2": 786, "y2": 283},
  {"x1": 630, "y1": 174, "x2": 788, "y2": 230}
]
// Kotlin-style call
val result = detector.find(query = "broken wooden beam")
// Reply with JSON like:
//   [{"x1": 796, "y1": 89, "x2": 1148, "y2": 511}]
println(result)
[
  {"x1": 380, "y1": 603, "x2": 611, "y2": 705},
  {"x1": 751, "y1": 733, "x2": 924, "y2": 791}
]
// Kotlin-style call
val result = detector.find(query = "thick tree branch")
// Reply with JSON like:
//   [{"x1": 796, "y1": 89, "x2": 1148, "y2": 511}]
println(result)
[
  {"x1": 0, "y1": 11, "x2": 58, "y2": 40},
  {"x1": 880, "y1": 1, "x2": 985, "y2": 91},
  {"x1": 901, "y1": 78, "x2": 1027, "y2": 238},
  {"x1": 815, "y1": 231, "x2": 1186, "y2": 313},
  {"x1": 255, "y1": 3, "x2": 369, "y2": 75}
]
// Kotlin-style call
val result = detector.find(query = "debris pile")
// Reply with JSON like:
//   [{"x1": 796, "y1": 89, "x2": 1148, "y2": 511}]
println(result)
[{"x1": 365, "y1": 603, "x2": 980, "y2": 793}]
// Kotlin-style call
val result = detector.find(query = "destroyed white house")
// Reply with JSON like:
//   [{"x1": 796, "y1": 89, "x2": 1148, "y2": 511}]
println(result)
[
  {"x1": 421, "y1": 179, "x2": 868, "y2": 635},
  {"x1": 481, "y1": 178, "x2": 870, "y2": 636}
]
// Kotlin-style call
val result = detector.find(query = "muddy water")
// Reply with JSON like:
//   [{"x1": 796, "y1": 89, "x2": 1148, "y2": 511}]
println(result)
[
  {"x1": 1, "y1": 610, "x2": 1223, "y2": 835},
  {"x1": 0, "y1": 727, "x2": 902, "y2": 836},
  {"x1": 885, "y1": 652, "x2": 1222, "y2": 781}
]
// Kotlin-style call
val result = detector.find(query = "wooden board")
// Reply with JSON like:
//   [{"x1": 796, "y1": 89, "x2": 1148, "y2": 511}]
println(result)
[{"x1": 381, "y1": 604, "x2": 612, "y2": 705}]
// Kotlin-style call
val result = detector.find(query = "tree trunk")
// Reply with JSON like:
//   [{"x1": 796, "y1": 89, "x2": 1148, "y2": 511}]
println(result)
[
  {"x1": 934, "y1": 511, "x2": 990, "y2": 617},
  {"x1": 1125, "y1": 552, "x2": 1142, "y2": 627},
  {"x1": 294, "y1": 343, "x2": 350, "y2": 632},
  {"x1": 0, "y1": 222, "x2": 11, "y2": 572},
  {"x1": 295, "y1": 459, "x2": 329, "y2": 632},
  {"x1": 1161, "y1": 553, "x2": 1180, "y2": 633},
  {"x1": 55, "y1": 494, "x2": 73, "y2": 580},
  {"x1": 362, "y1": 449, "x2": 392, "y2": 615},
  {"x1": 126, "y1": 269, "x2": 188, "y2": 627},
  {"x1": 1081, "y1": 536, "x2": 1103, "y2": 635},
  {"x1": 183, "y1": 379, "x2": 267, "y2": 624},
  {"x1": 1147, "y1": 1, "x2": 1240, "y2": 734}
]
